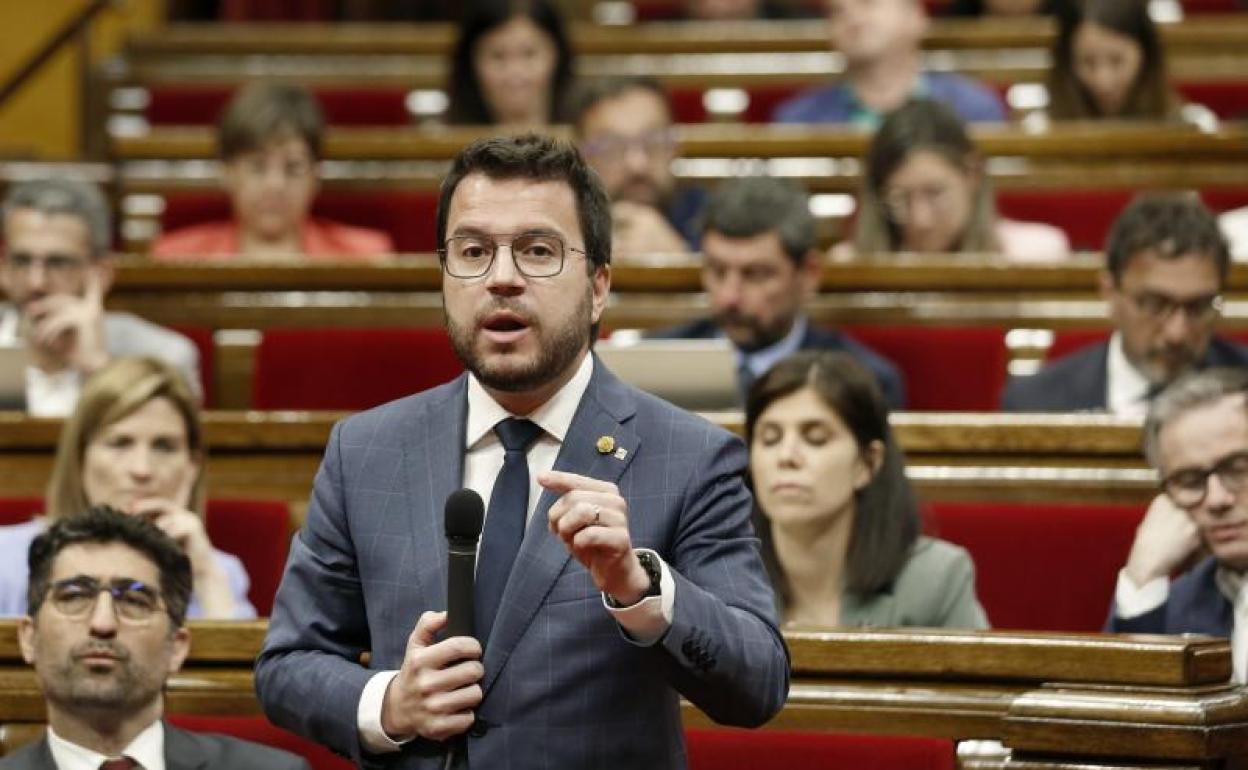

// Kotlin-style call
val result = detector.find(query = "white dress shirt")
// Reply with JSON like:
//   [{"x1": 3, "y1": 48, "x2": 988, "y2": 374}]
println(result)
[
  {"x1": 0, "y1": 309, "x2": 83, "y2": 418},
  {"x1": 47, "y1": 719, "x2": 164, "y2": 770},
  {"x1": 1104, "y1": 332, "x2": 1152, "y2": 418},
  {"x1": 357, "y1": 353, "x2": 675, "y2": 752}
]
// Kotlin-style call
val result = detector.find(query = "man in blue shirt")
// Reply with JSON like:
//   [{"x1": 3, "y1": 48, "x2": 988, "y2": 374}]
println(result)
[{"x1": 773, "y1": 0, "x2": 1006, "y2": 126}]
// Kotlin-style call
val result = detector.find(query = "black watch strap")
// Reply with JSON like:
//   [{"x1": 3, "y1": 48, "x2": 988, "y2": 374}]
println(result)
[{"x1": 605, "y1": 550, "x2": 662, "y2": 608}]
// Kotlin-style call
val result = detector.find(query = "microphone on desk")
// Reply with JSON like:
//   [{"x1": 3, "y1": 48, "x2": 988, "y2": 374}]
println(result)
[{"x1": 444, "y1": 489, "x2": 484, "y2": 640}]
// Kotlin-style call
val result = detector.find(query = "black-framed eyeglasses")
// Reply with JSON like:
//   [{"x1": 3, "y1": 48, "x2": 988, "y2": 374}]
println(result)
[
  {"x1": 4, "y1": 252, "x2": 89, "y2": 276},
  {"x1": 438, "y1": 233, "x2": 586, "y2": 279},
  {"x1": 46, "y1": 576, "x2": 164, "y2": 623},
  {"x1": 1160, "y1": 450, "x2": 1248, "y2": 508},
  {"x1": 1129, "y1": 292, "x2": 1224, "y2": 324}
]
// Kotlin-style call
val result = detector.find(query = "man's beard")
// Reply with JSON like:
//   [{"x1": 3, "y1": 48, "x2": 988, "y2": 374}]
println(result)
[
  {"x1": 447, "y1": 290, "x2": 593, "y2": 393},
  {"x1": 43, "y1": 643, "x2": 162, "y2": 716},
  {"x1": 712, "y1": 308, "x2": 792, "y2": 353}
]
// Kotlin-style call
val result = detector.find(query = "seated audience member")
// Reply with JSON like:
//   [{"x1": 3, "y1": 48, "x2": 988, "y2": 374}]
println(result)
[
  {"x1": 151, "y1": 83, "x2": 394, "y2": 260},
  {"x1": 571, "y1": 76, "x2": 702, "y2": 255},
  {"x1": 773, "y1": 0, "x2": 1006, "y2": 126},
  {"x1": 651, "y1": 176, "x2": 906, "y2": 408},
  {"x1": 747, "y1": 350, "x2": 989, "y2": 628},
  {"x1": 2, "y1": 507, "x2": 307, "y2": 769},
  {"x1": 445, "y1": 0, "x2": 572, "y2": 127},
  {"x1": 1, "y1": 180, "x2": 200, "y2": 416},
  {"x1": 1002, "y1": 194, "x2": 1246, "y2": 414},
  {"x1": 0, "y1": 357, "x2": 255, "y2": 619},
  {"x1": 945, "y1": 0, "x2": 1056, "y2": 14},
  {"x1": 1106, "y1": 368, "x2": 1248, "y2": 682},
  {"x1": 837, "y1": 99, "x2": 1071, "y2": 261},
  {"x1": 1042, "y1": 0, "x2": 1215, "y2": 128}
]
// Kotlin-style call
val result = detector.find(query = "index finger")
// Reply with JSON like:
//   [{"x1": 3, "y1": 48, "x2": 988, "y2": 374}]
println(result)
[{"x1": 537, "y1": 470, "x2": 615, "y2": 495}]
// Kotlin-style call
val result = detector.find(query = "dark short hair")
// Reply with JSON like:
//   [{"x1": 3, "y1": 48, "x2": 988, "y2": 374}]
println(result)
[
  {"x1": 1105, "y1": 192, "x2": 1230, "y2": 284},
  {"x1": 446, "y1": 0, "x2": 574, "y2": 126},
  {"x1": 701, "y1": 176, "x2": 814, "y2": 264},
  {"x1": 568, "y1": 76, "x2": 672, "y2": 134},
  {"x1": 436, "y1": 133, "x2": 612, "y2": 271},
  {"x1": 27, "y1": 506, "x2": 193, "y2": 628},
  {"x1": 745, "y1": 351, "x2": 919, "y2": 600},
  {"x1": 2, "y1": 179, "x2": 112, "y2": 258},
  {"x1": 1047, "y1": 0, "x2": 1177, "y2": 119},
  {"x1": 217, "y1": 82, "x2": 325, "y2": 161}
]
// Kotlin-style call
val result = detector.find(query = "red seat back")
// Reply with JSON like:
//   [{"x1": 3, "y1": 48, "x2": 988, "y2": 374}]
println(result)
[
  {"x1": 146, "y1": 85, "x2": 412, "y2": 127},
  {"x1": 159, "y1": 190, "x2": 438, "y2": 253},
  {"x1": 0, "y1": 498, "x2": 43, "y2": 525},
  {"x1": 169, "y1": 325, "x2": 216, "y2": 407},
  {"x1": 252, "y1": 327, "x2": 463, "y2": 410},
  {"x1": 203, "y1": 499, "x2": 291, "y2": 616},
  {"x1": 924, "y1": 501, "x2": 1145, "y2": 631},
  {"x1": 686, "y1": 728, "x2": 955, "y2": 770},
  {"x1": 1045, "y1": 329, "x2": 1109, "y2": 362},
  {"x1": 844, "y1": 326, "x2": 1009, "y2": 411},
  {"x1": 167, "y1": 715, "x2": 353, "y2": 770}
]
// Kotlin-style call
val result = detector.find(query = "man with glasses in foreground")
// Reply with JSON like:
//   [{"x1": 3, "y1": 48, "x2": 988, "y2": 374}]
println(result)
[
  {"x1": 1107, "y1": 368, "x2": 1248, "y2": 682},
  {"x1": 256, "y1": 134, "x2": 788, "y2": 769},
  {"x1": 0, "y1": 179, "x2": 200, "y2": 416},
  {"x1": 1003, "y1": 193, "x2": 1247, "y2": 414},
  {"x1": 3, "y1": 506, "x2": 307, "y2": 769}
]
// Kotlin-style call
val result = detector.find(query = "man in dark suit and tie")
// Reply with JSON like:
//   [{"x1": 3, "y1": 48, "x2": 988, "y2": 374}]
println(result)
[
  {"x1": 1002, "y1": 194, "x2": 1248, "y2": 415},
  {"x1": 2, "y1": 507, "x2": 306, "y2": 770},
  {"x1": 1106, "y1": 368, "x2": 1248, "y2": 683},
  {"x1": 255, "y1": 134, "x2": 790, "y2": 769},
  {"x1": 649, "y1": 176, "x2": 906, "y2": 408}
]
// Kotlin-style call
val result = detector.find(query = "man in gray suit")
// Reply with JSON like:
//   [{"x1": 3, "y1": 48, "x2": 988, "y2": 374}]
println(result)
[
  {"x1": 256, "y1": 134, "x2": 790, "y2": 768},
  {"x1": 2, "y1": 507, "x2": 307, "y2": 769},
  {"x1": 0, "y1": 179, "x2": 200, "y2": 415}
]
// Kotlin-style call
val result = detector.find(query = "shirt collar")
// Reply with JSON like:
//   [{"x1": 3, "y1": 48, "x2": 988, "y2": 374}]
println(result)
[
  {"x1": 739, "y1": 316, "x2": 808, "y2": 378},
  {"x1": 1105, "y1": 331, "x2": 1152, "y2": 417},
  {"x1": 47, "y1": 718, "x2": 164, "y2": 770},
  {"x1": 465, "y1": 352, "x2": 594, "y2": 449},
  {"x1": 846, "y1": 73, "x2": 929, "y2": 128}
]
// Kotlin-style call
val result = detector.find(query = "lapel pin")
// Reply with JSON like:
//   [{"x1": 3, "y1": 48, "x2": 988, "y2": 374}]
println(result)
[
  {"x1": 596, "y1": 435, "x2": 616, "y2": 454},
  {"x1": 614, "y1": 447, "x2": 628, "y2": 460}
]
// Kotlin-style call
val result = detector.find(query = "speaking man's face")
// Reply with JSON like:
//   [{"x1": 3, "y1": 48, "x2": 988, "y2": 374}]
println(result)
[
  {"x1": 441, "y1": 174, "x2": 609, "y2": 396},
  {"x1": 18, "y1": 542, "x2": 190, "y2": 722}
]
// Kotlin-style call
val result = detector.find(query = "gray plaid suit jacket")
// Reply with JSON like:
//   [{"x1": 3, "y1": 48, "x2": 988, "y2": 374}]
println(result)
[{"x1": 255, "y1": 358, "x2": 790, "y2": 769}]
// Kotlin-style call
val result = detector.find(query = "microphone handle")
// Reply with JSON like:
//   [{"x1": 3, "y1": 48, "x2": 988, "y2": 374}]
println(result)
[{"x1": 446, "y1": 544, "x2": 477, "y2": 640}]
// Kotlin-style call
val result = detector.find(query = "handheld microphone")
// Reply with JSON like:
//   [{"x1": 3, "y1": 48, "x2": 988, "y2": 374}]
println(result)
[{"x1": 444, "y1": 489, "x2": 484, "y2": 640}]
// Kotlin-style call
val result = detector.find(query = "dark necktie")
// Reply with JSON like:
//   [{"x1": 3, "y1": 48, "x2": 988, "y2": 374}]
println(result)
[
  {"x1": 99, "y1": 758, "x2": 139, "y2": 770},
  {"x1": 474, "y1": 418, "x2": 544, "y2": 645},
  {"x1": 737, "y1": 360, "x2": 756, "y2": 404}
]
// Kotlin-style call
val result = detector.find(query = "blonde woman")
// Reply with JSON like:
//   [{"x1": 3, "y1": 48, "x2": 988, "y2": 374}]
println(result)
[{"x1": 0, "y1": 356, "x2": 254, "y2": 618}]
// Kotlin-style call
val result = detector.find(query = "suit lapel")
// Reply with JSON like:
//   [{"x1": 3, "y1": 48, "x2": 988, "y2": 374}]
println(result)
[
  {"x1": 163, "y1": 724, "x2": 207, "y2": 770},
  {"x1": 401, "y1": 377, "x2": 469, "y2": 625},
  {"x1": 480, "y1": 361, "x2": 641, "y2": 695}
]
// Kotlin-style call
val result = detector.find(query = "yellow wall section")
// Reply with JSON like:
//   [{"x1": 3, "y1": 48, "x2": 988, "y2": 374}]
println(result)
[{"x1": 0, "y1": 0, "x2": 163, "y2": 160}]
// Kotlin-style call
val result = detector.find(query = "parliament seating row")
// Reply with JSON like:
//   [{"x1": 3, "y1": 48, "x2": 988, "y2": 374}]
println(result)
[
  {"x1": 3, "y1": 621, "x2": 1240, "y2": 769},
  {"x1": 0, "y1": 498, "x2": 290, "y2": 616}
]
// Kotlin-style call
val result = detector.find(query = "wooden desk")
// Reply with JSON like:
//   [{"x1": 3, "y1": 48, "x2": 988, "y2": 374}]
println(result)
[
  {"x1": 2, "y1": 620, "x2": 1243, "y2": 768},
  {"x1": 0, "y1": 411, "x2": 1155, "y2": 509}
]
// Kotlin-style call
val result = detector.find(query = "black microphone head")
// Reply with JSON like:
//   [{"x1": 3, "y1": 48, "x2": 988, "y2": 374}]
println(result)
[{"x1": 444, "y1": 489, "x2": 485, "y2": 542}]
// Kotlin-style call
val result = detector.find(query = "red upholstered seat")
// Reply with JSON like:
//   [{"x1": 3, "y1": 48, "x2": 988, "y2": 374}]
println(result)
[
  {"x1": 170, "y1": 325, "x2": 216, "y2": 407},
  {"x1": 167, "y1": 715, "x2": 353, "y2": 770},
  {"x1": 0, "y1": 498, "x2": 289, "y2": 617},
  {"x1": 686, "y1": 728, "x2": 956, "y2": 770},
  {"x1": 252, "y1": 327, "x2": 463, "y2": 410},
  {"x1": 844, "y1": 326, "x2": 1009, "y2": 411},
  {"x1": 158, "y1": 190, "x2": 437, "y2": 253},
  {"x1": 203, "y1": 499, "x2": 291, "y2": 617},
  {"x1": 1044, "y1": 329, "x2": 1109, "y2": 362},
  {"x1": 924, "y1": 501, "x2": 1145, "y2": 631},
  {"x1": 146, "y1": 85, "x2": 412, "y2": 127}
]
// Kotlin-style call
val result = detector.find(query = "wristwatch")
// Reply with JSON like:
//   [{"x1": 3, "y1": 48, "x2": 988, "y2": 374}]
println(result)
[{"x1": 605, "y1": 550, "x2": 662, "y2": 608}]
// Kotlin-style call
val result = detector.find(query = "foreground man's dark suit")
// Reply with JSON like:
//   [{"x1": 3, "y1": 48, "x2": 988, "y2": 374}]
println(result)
[{"x1": 255, "y1": 361, "x2": 790, "y2": 769}]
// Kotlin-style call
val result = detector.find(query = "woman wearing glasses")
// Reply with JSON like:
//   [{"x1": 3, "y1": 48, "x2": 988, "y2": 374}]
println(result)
[
  {"x1": 0, "y1": 356, "x2": 255, "y2": 619},
  {"x1": 837, "y1": 99, "x2": 1071, "y2": 262},
  {"x1": 746, "y1": 350, "x2": 989, "y2": 628}
]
